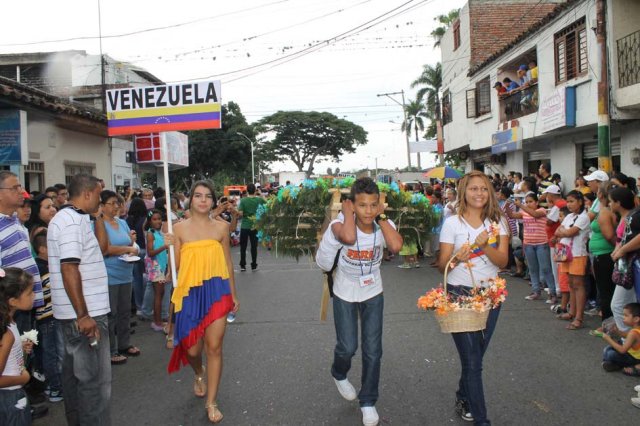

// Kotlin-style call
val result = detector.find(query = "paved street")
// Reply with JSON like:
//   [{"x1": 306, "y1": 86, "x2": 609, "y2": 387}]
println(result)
[{"x1": 39, "y1": 246, "x2": 638, "y2": 425}]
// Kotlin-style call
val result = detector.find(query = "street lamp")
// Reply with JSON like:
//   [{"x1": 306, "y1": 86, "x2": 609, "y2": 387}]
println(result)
[
  {"x1": 236, "y1": 132, "x2": 255, "y2": 184},
  {"x1": 377, "y1": 90, "x2": 411, "y2": 168}
]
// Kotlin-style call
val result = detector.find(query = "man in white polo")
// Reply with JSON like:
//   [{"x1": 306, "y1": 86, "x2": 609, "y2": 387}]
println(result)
[{"x1": 48, "y1": 174, "x2": 111, "y2": 425}]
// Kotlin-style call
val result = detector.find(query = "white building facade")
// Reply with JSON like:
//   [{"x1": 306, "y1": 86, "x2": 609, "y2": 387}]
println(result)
[{"x1": 441, "y1": 0, "x2": 640, "y2": 185}]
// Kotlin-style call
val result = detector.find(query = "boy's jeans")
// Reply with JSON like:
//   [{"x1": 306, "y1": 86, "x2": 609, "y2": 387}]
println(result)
[
  {"x1": 331, "y1": 293, "x2": 383, "y2": 407},
  {"x1": 37, "y1": 317, "x2": 64, "y2": 393}
]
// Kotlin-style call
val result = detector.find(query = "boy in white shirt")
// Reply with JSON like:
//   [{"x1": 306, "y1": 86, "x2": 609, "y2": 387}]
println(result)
[{"x1": 316, "y1": 178, "x2": 402, "y2": 426}]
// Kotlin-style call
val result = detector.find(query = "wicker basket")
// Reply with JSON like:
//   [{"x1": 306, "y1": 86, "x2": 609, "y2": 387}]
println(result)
[{"x1": 434, "y1": 254, "x2": 490, "y2": 333}]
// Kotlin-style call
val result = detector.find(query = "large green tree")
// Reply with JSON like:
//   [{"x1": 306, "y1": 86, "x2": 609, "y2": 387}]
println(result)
[
  {"x1": 256, "y1": 111, "x2": 367, "y2": 177},
  {"x1": 171, "y1": 101, "x2": 254, "y2": 189}
]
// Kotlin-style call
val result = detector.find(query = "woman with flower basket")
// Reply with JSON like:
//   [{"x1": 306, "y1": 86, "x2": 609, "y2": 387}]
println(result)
[{"x1": 432, "y1": 171, "x2": 509, "y2": 425}]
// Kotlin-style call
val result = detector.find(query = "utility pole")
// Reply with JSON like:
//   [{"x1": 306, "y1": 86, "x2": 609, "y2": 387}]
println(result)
[
  {"x1": 377, "y1": 90, "x2": 411, "y2": 169},
  {"x1": 237, "y1": 132, "x2": 255, "y2": 184},
  {"x1": 596, "y1": 0, "x2": 612, "y2": 173}
]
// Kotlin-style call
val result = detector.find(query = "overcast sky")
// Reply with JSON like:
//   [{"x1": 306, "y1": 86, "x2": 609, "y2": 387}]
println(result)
[{"x1": 0, "y1": 0, "x2": 465, "y2": 174}]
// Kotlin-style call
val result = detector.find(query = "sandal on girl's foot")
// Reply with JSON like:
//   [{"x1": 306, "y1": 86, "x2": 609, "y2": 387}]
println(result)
[
  {"x1": 206, "y1": 402, "x2": 224, "y2": 423},
  {"x1": 165, "y1": 335, "x2": 174, "y2": 350},
  {"x1": 566, "y1": 319, "x2": 583, "y2": 330},
  {"x1": 194, "y1": 369, "x2": 206, "y2": 398},
  {"x1": 557, "y1": 313, "x2": 574, "y2": 321},
  {"x1": 623, "y1": 366, "x2": 640, "y2": 377}
]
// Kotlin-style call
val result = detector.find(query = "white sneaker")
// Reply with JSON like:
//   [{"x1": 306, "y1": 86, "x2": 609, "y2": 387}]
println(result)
[
  {"x1": 632, "y1": 396, "x2": 640, "y2": 409},
  {"x1": 333, "y1": 378, "x2": 356, "y2": 401},
  {"x1": 635, "y1": 384, "x2": 640, "y2": 395},
  {"x1": 361, "y1": 406, "x2": 379, "y2": 426}
]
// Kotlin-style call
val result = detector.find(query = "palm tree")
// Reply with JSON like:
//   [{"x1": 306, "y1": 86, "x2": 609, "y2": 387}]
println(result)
[
  {"x1": 411, "y1": 62, "x2": 442, "y2": 123},
  {"x1": 430, "y1": 8, "x2": 460, "y2": 48},
  {"x1": 401, "y1": 99, "x2": 428, "y2": 169}
]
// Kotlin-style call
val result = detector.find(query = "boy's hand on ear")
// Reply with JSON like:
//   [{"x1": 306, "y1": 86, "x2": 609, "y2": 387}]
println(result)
[
  {"x1": 341, "y1": 199, "x2": 354, "y2": 217},
  {"x1": 376, "y1": 202, "x2": 386, "y2": 216}
]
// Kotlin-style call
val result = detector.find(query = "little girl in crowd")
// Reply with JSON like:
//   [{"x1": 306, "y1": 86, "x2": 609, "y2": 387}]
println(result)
[
  {"x1": 145, "y1": 209, "x2": 171, "y2": 332},
  {"x1": 555, "y1": 190, "x2": 591, "y2": 330},
  {"x1": 0, "y1": 268, "x2": 35, "y2": 426},
  {"x1": 601, "y1": 303, "x2": 640, "y2": 374},
  {"x1": 552, "y1": 207, "x2": 571, "y2": 314}
]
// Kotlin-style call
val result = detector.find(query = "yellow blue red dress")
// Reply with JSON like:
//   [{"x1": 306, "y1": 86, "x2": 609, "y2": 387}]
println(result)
[{"x1": 168, "y1": 239, "x2": 234, "y2": 373}]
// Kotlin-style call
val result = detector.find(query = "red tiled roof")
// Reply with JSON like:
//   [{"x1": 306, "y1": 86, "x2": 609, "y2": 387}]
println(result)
[
  {"x1": 0, "y1": 75, "x2": 106, "y2": 123},
  {"x1": 468, "y1": 0, "x2": 579, "y2": 76}
]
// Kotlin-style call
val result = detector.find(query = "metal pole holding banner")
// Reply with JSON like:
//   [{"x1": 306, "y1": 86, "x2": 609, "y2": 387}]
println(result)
[{"x1": 161, "y1": 132, "x2": 178, "y2": 287}]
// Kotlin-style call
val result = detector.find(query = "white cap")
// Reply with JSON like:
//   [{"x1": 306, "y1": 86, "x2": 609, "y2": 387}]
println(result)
[
  {"x1": 542, "y1": 184, "x2": 561, "y2": 195},
  {"x1": 584, "y1": 170, "x2": 609, "y2": 182}
]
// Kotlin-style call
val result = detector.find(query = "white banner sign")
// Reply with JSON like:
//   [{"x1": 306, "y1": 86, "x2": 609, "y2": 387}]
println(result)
[
  {"x1": 409, "y1": 139, "x2": 438, "y2": 153},
  {"x1": 540, "y1": 87, "x2": 565, "y2": 133}
]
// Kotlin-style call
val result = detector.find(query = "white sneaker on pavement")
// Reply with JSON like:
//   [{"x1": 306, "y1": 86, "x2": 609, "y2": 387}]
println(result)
[
  {"x1": 333, "y1": 378, "x2": 356, "y2": 401},
  {"x1": 361, "y1": 406, "x2": 379, "y2": 426}
]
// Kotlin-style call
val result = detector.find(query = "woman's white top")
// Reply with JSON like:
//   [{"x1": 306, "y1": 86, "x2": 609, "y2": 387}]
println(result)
[{"x1": 440, "y1": 215, "x2": 508, "y2": 287}]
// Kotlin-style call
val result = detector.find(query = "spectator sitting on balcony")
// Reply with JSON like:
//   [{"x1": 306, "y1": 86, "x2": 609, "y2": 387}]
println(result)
[{"x1": 494, "y1": 81, "x2": 507, "y2": 96}]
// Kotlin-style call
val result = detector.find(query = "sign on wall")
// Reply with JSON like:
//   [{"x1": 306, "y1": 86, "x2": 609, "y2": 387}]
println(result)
[
  {"x1": 491, "y1": 126, "x2": 523, "y2": 154},
  {"x1": 540, "y1": 86, "x2": 576, "y2": 133},
  {"x1": 0, "y1": 110, "x2": 27, "y2": 165},
  {"x1": 106, "y1": 81, "x2": 221, "y2": 136}
]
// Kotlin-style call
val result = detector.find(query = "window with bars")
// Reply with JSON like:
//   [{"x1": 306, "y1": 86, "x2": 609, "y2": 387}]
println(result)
[
  {"x1": 64, "y1": 163, "x2": 95, "y2": 185},
  {"x1": 453, "y1": 20, "x2": 461, "y2": 51},
  {"x1": 442, "y1": 90, "x2": 452, "y2": 124},
  {"x1": 555, "y1": 17, "x2": 587, "y2": 84},
  {"x1": 466, "y1": 77, "x2": 491, "y2": 118}
]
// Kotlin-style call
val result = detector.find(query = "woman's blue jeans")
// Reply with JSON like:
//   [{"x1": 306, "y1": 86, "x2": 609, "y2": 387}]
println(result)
[
  {"x1": 448, "y1": 284, "x2": 501, "y2": 426},
  {"x1": 524, "y1": 243, "x2": 556, "y2": 296},
  {"x1": 331, "y1": 293, "x2": 383, "y2": 407}
]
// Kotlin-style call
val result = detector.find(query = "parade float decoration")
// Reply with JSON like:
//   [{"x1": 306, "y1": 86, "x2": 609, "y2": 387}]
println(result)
[
  {"x1": 255, "y1": 177, "x2": 438, "y2": 319},
  {"x1": 417, "y1": 241, "x2": 508, "y2": 333}
]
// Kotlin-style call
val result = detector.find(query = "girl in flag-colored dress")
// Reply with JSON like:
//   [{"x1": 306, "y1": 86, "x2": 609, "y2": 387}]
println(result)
[{"x1": 167, "y1": 180, "x2": 239, "y2": 424}]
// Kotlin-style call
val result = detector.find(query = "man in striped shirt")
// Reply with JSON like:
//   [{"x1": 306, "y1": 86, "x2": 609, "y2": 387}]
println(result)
[
  {"x1": 537, "y1": 162, "x2": 554, "y2": 208},
  {"x1": 48, "y1": 173, "x2": 111, "y2": 425},
  {"x1": 0, "y1": 171, "x2": 45, "y2": 332}
]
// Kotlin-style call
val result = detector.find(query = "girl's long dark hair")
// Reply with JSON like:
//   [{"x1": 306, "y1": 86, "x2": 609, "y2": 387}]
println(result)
[
  {"x1": 25, "y1": 194, "x2": 51, "y2": 234},
  {"x1": 0, "y1": 268, "x2": 33, "y2": 335},
  {"x1": 566, "y1": 190, "x2": 585, "y2": 214}
]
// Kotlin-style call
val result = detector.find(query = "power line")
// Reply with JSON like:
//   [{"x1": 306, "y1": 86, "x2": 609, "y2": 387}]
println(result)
[
  {"x1": 218, "y1": 0, "x2": 436, "y2": 84},
  {"x1": 0, "y1": 0, "x2": 293, "y2": 47}
]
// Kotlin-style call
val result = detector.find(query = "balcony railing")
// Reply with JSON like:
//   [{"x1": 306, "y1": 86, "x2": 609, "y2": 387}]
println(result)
[
  {"x1": 617, "y1": 29, "x2": 640, "y2": 88},
  {"x1": 499, "y1": 83, "x2": 538, "y2": 122}
]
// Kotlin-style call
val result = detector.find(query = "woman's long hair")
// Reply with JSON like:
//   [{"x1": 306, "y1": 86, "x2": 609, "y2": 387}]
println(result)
[
  {"x1": 456, "y1": 171, "x2": 504, "y2": 224},
  {"x1": 25, "y1": 194, "x2": 52, "y2": 234},
  {"x1": 0, "y1": 268, "x2": 33, "y2": 335}
]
